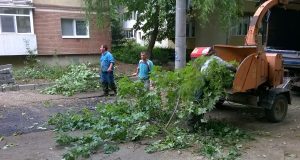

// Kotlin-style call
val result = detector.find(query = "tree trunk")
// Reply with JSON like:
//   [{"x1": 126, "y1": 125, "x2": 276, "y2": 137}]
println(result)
[
  {"x1": 147, "y1": 23, "x2": 159, "y2": 58},
  {"x1": 146, "y1": 5, "x2": 160, "y2": 58}
]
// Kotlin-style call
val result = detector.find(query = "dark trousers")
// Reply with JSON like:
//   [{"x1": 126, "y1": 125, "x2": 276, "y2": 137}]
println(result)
[{"x1": 101, "y1": 71, "x2": 117, "y2": 95}]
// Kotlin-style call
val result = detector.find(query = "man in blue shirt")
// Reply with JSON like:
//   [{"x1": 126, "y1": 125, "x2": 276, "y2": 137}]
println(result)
[
  {"x1": 100, "y1": 44, "x2": 116, "y2": 96},
  {"x1": 132, "y1": 52, "x2": 154, "y2": 89}
]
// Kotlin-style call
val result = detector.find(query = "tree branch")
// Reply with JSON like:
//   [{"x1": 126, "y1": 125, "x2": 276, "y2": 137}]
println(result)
[{"x1": 165, "y1": 96, "x2": 180, "y2": 129}]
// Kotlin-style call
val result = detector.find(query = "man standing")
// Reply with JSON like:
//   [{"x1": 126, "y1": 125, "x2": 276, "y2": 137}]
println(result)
[
  {"x1": 100, "y1": 44, "x2": 117, "y2": 96},
  {"x1": 132, "y1": 52, "x2": 154, "y2": 89}
]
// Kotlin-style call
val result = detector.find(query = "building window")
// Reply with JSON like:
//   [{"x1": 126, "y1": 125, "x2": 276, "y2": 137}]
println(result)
[
  {"x1": 61, "y1": 19, "x2": 89, "y2": 38},
  {"x1": 138, "y1": 32, "x2": 142, "y2": 40},
  {"x1": 1, "y1": 16, "x2": 15, "y2": 32},
  {"x1": 0, "y1": 8, "x2": 32, "y2": 34},
  {"x1": 186, "y1": 21, "x2": 195, "y2": 38},
  {"x1": 186, "y1": 0, "x2": 192, "y2": 10},
  {"x1": 124, "y1": 29, "x2": 134, "y2": 38},
  {"x1": 122, "y1": 11, "x2": 138, "y2": 21},
  {"x1": 17, "y1": 16, "x2": 31, "y2": 33},
  {"x1": 76, "y1": 20, "x2": 87, "y2": 35},
  {"x1": 230, "y1": 16, "x2": 251, "y2": 36},
  {"x1": 132, "y1": 11, "x2": 138, "y2": 20}
]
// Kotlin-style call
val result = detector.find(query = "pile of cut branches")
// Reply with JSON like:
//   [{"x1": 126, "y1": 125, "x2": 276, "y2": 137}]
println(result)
[
  {"x1": 44, "y1": 64, "x2": 99, "y2": 96},
  {"x1": 49, "y1": 57, "x2": 251, "y2": 160}
]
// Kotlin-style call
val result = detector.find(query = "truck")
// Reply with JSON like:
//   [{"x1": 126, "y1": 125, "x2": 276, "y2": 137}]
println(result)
[
  {"x1": 191, "y1": 0, "x2": 300, "y2": 122},
  {"x1": 263, "y1": 0, "x2": 300, "y2": 89}
]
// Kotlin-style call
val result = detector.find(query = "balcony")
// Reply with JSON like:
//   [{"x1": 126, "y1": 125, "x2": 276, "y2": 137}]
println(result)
[
  {"x1": 123, "y1": 20, "x2": 136, "y2": 30},
  {"x1": 0, "y1": 34, "x2": 37, "y2": 56},
  {"x1": 0, "y1": 0, "x2": 32, "y2": 7}
]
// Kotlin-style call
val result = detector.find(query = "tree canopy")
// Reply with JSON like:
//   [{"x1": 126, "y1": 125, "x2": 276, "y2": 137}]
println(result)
[
  {"x1": 83, "y1": 0, "x2": 243, "y2": 54},
  {"x1": 191, "y1": 0, "x2": 243, "y2": 29}
]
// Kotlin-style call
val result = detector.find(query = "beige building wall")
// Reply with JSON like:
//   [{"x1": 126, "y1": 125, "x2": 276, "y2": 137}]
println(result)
[
  {"x1": 243, "y1": 0, "x2": 259, "y2": 13},
  {"x1": 33, "y1": 0, "x2": 83, "y2": 7},
  {"x1": 193, "y1": 0, "x2": 258, "y2": 48},
  {"x1": 194, "y1": 14, "x2": 227, "y2": 47}
]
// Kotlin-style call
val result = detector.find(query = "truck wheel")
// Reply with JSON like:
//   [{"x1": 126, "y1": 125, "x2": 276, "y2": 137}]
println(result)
[{"x1": 265, "y1": 95, "x2": 288, "y2": 123}]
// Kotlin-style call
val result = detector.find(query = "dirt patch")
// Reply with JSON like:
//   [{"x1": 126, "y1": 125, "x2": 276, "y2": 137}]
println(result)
[
  {"x1": 206, "y1": 92, "x2": 300, "y2": 160},
  {"x1": 0, "y1": 131, "x2": 204, "y2": 160},
  {"x1": 1, "y1": 91, "x2": 300, "y2": 159},
  {"x1": 114, "y1": 61, "x2": 138, "y2": 76},
  {"x1": 0, "y1": 90, "x2": 64, "y2": 106},
  {"x1": 0, "y1": 90, "x2": 116, "y2": 136}
]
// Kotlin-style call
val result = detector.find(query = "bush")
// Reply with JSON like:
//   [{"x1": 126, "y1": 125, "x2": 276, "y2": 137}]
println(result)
[
  {"x1": 112, "y1": 41, "x2": 174, "y2": 65},
  {"x1": 152, "y1": 48, "x2": 174, "y2": 65},
  {"x1": 112, "y1": 41, "x2": 144, "y2": 64}
]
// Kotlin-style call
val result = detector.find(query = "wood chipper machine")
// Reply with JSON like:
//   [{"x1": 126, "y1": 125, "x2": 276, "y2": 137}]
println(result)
[{"x1": 192, "y1": 0, "x2": 293, "y2": 122}]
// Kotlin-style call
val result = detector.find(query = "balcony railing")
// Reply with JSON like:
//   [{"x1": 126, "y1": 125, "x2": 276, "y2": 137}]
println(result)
[
  {"x1": 0, "y1": 0, "x2": 32, "y2": 6},
  {"x1": 0, "y1": 34, "x2": 37, "y2": 56}
]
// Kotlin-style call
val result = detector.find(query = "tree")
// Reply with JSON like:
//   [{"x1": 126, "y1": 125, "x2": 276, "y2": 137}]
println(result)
[
  {"x1": 175, "y1": 0, "x2": 243, "y2": 69},
  {"x1": 84, "y1": 0, "x2": 175, "y2": 57},
  {"x1": 126, "y1": 0, "x2": 176, "y2": 57},
  {"x1": 111, "y1": 14, "x2": 126, "y2": 46},
  {"x1": 84, "y1": 0, "x2": 111, "y2": 28},
  {"x1": 114, "y1": 0, "x2": 176, "y2": 57},
  {"x1": 83, "y1": 0, "x2": 243, "y2": 58},
  {"x1": 191, "y1": 0, "x2": 243, "y2": 29}
]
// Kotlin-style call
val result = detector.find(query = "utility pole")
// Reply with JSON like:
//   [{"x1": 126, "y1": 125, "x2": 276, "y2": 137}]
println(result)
[{"x1": 175, "y1": 0, "x2": 186, "y2": 69}]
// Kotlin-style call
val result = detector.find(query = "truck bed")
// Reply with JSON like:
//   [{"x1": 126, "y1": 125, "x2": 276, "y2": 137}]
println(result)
[{"x1": 266, "y1": 49, "x2": 300, "y2": 69}]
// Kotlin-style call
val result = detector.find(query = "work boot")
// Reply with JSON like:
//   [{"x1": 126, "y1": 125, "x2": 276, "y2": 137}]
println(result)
[
  {"x1": 113, "y1": 89, "x2": 117, "y2": 96},
  {"x1": 104, "y1": 92, "x2": 109, "y2": 96},
  {"x1": 102, "y1": 82, "x2": 109, "y2": 96},
  {"x1": 109, "y1": 83, "x2": 117, "y2": 96}
]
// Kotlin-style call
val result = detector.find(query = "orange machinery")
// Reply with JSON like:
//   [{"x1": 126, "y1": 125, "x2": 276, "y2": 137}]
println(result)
[{"x1": 210, "y1": 0, "x2": 291, "y2": 122}]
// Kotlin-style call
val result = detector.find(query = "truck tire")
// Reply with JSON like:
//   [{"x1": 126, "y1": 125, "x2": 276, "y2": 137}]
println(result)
[{"x1": 265, "y1": 95, "x2": 288, "y2": 123}]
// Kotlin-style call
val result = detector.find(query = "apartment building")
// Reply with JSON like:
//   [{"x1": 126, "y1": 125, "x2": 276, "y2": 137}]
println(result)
[
  {"x1": 122, "y1": 11, "x2": 174, "y2": 48},
  {"x1": 0, "y1": 0, "x2": 36, "y2": 56},
  {"x1": 0, "y1": 0, "x2": 110, "y2": 65}
]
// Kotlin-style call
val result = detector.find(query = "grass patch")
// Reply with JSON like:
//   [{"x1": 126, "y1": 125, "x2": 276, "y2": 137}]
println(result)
[{"x1": 13, "y1": 64, "x2": 68, "y2": 82}]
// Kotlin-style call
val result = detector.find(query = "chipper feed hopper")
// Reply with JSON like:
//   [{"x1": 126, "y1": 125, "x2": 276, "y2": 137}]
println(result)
[{"x1": 204, "y1": 0, "x2": 294, "y2": 122}]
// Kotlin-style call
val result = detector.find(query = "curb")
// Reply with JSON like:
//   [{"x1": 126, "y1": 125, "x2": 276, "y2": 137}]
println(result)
[{"x1": 0, "y1": 83, "x2": 54, "y2": 92}]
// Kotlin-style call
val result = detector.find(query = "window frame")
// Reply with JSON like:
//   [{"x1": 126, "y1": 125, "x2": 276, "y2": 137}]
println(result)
[
  {"x1": 0, "y1": 8, "x2": 33, "y2": 34},
  {"x1": 124, "y1": 29, "x2": 135, "y2": 39},
  {"x1": 186, "y1": 21, "x2": 195, "y2": 38},
  {"x1": 229, "y1": 16, "x2": 251, "y2": 36},
  {"x1": 61, "y1": 19, "x2": 90, "y2": 39},
  {"x1": 138, "y1": 31, "x2": 142, "y2": 40}
]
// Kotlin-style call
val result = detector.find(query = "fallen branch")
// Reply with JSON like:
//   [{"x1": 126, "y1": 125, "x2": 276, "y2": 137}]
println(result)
[{"x1": 165, "y1": 96, "x2": 180, "y2": 129}]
